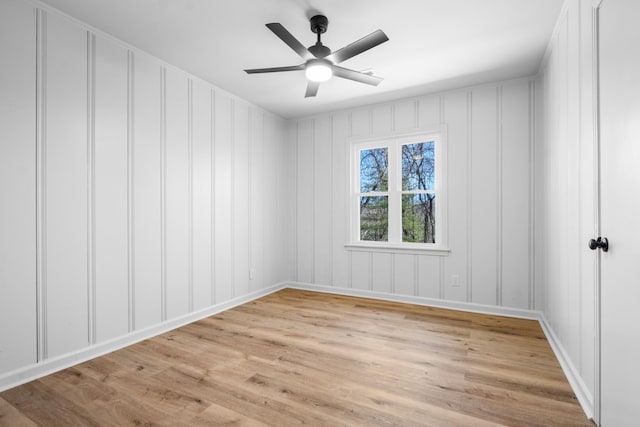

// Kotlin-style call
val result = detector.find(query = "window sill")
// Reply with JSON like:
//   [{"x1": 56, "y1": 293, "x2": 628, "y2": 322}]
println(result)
[{"x1": 344, "y1": 243, "x2": 450, "y2": 256}]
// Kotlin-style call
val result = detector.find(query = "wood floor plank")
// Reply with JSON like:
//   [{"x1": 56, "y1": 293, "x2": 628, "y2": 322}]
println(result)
[
  {"x1": 0, "y1": 397, "x2": 38, "y2": 427},
  {"x1": 0, "y1": 289, "x2": 593, "y2": 426},
  {"x1": 187, "y1": 401, "x2": 273, "y2": 427},
  {"x1": 1, "y1": 381, "x2": 100, "y2": 426}
]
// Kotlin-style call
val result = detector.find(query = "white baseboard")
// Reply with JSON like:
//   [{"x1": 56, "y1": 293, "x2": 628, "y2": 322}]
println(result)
[
  {"x1": 286, "y1": 281, "x2": 540, "y2": 320},
  {"x1": 285, "y1": 281, "x2": 594, "y2": 420},
  {"x1": 537, "y1": 312, "x2": 594, "y2": 420},
  {"x1": 0, "y1": 283, "x2": 286, "y2": 393},
  {"x1": 0, "y1": 280, "x2": 594, "y2": 422}
]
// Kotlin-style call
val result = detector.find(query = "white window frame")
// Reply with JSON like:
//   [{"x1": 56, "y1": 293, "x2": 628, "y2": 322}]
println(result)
[{"x1": 346, "y1": 126, "x2": 449, "y2": 255}]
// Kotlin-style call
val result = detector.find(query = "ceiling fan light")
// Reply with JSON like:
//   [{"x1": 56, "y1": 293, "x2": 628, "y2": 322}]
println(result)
[{"x1": 305, "y1": 59, "x2": 333, "y2": 82}]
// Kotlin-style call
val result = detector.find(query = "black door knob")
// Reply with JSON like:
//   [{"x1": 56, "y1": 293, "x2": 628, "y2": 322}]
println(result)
[{"x1": 589, "y1": 237, "x2": 608, "y2": 252}]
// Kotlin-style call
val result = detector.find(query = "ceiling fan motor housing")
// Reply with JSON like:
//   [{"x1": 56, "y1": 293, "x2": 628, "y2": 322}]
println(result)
[{"x1": 308, "y1": 44, "x2": 331, "y2": 58}]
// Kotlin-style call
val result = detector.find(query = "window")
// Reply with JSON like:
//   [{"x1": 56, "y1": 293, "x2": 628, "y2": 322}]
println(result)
[{"x1": 349, "y1": 128, "x2": 447, "y2": 253}]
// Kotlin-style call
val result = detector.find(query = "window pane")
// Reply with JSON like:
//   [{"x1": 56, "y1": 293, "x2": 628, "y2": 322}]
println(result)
[
  {"x1": 360, "y1": 195, "x2": 388, "y2": 241},
  {"x1": 402, "y1": 193, "x2": 435, "y2": 243},
  {"x1": 360, "y1": 148, "x2": 388, "y2": 192},
  {"x1": 402, "y1": 142, "x2": 435, "y2": 191}
]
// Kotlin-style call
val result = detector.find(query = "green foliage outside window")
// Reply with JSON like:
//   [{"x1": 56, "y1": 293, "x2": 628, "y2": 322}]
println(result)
[{"x1": 359, "y1": 148, "x2": 388, "y2": 241}]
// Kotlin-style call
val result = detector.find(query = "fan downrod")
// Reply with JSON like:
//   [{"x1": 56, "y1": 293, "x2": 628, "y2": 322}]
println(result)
[{"x1": 308, "y1": 15, "x2": 331, "y2": 58}]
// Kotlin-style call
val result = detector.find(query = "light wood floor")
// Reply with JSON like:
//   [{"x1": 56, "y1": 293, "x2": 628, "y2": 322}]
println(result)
[{"x1": 0, "y1": 289, "x2": 593, "y2": 426}]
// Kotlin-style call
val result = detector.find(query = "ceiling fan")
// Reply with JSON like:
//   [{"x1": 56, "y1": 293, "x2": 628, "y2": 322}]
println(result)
[{"x1": 244, "y1": 15, "x2": 389, "y2": 98}]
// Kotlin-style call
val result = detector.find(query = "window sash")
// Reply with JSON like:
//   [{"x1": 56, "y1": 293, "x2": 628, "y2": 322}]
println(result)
[{"x1": 351, "y1": 129, "x2": 445, "y2": 248}]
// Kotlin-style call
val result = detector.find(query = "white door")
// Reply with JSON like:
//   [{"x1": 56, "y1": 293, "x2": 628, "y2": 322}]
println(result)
[{"x1": 598, "y1": 0, "x2": 640, "y2": 425}]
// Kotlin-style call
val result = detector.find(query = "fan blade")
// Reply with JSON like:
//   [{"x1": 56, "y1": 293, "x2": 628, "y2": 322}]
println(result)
[
  {"x1": 305, "y1": 81, "x2": 320, "y2": 98},
  {"x1": 333, "y1": 66, "x2": 383, "y2": 86},
  {"x1": 266, "y1": 23, "x2": 313, "y2": 60},
  {"x1": 327, "y1": 29, "x2": 389, "y2": 64},
  {"x1": 244, "y1": 65, "x2": 304, "y2": 74}
]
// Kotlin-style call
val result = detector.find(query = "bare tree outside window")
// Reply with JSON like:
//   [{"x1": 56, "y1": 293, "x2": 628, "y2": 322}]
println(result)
[{"x1": 401, "y1": 142, "x2": 435, "y2": 243}]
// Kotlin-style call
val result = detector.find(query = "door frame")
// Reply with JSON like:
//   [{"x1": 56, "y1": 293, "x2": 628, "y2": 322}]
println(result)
[{"x1": 591, "y1": 0, "x2": 602, "y2": 424}]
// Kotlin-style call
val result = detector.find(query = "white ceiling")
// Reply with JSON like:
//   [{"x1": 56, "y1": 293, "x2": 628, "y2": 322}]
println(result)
[{"x1": 38, "y1": 0, "x2": 563, "y2": 119}]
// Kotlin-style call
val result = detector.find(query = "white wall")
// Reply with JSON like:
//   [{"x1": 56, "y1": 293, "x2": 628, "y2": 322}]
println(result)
[
  {"x1": 291, "y1": 78, "x2": 535, "y2": 310},
  {"x1": 0, "y1": 0, "x2": 37, "y2": 374},
  {"x1": 536, "y1": 0, "x2": 596, "y2": 412},
  {"x1": 0, "y1": 0, "x2": 292, "y2": 383}
]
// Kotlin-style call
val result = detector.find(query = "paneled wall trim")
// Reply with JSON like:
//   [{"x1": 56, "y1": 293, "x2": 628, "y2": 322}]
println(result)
[
  {"x1": 293, "y1": 78, "x2": 534, "y2": 311},
  {"x1": 0, "y1": 0, "x2": 292, "y2": 388},
  {"x1": 535, "y1": 0, "x2": 598, "y2": 420}
]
